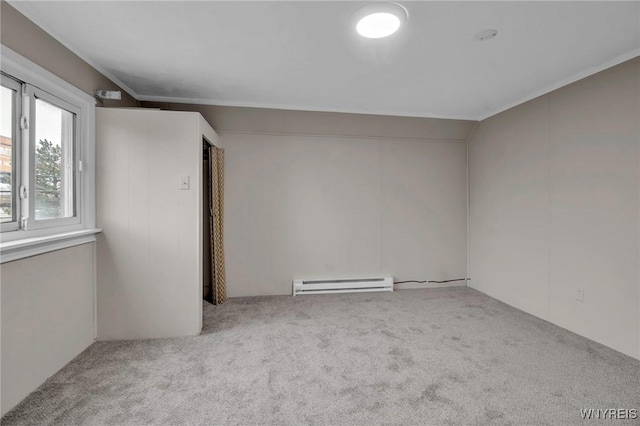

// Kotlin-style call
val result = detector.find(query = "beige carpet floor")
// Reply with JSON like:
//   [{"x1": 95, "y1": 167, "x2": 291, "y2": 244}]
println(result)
[{"x1": 2, "y1": 287, "x2": 639, "y2": 425}]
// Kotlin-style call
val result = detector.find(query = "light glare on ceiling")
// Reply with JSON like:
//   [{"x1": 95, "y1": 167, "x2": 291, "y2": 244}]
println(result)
[
  {"x1": 354, "y1": 3, "x2": 407, "y2": 39},
  {"x1": 357, "y1": 12, "x2": 401, "y2": 38}
]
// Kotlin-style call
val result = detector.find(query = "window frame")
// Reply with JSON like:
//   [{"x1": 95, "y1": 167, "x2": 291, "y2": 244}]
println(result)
[
  {"x1": 0, "y1": 45, "x2": 98, "y2": 254},
  {"x1": 0, "y1": 73, "x2": 22, "y2": 232},
  {"x1": 27, "y1": 86, "x2": 82, "y2": 230}
]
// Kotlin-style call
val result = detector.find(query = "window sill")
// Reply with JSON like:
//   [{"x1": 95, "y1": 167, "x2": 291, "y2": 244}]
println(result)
[{"x1": 0, "y1": 228, "x2": 102, "y2": 263}]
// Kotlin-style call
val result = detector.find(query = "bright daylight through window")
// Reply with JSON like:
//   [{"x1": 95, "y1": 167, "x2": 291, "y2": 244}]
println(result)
[
  {"x1": 34, "y1": 97, "x2": 76, "y2": 221},
  {"x1": 0, "y1": 75, "x2": 79, "y2": 230},
  {"x1": 0, "y1": 83, "x2": 17, "y2": 226},
  {"x1": 0, "y1": 47, "x2": 97, "y2": 260}
]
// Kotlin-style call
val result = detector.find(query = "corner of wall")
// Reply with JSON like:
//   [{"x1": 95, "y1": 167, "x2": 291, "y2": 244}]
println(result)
[{"x1": 465, "y1": 122, "x2": 479, "y2": 288}]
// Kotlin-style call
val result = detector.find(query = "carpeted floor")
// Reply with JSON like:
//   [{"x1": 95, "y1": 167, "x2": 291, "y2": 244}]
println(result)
[{"x1": 2, "y1": 287, "x2": 639, "y2": 425}]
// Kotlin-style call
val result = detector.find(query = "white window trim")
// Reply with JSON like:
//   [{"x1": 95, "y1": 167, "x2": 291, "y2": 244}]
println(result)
[
  {"x1": 0, "y1": 74, "x2": 22, "y2": 232},
  {"x1": 27, "y1": 86, "x2": 82, "y2": 229},
  {"x1": 0, "y1": 45, "x2": 100, "y2": 262},
  {"x1": 0, "y1": 229, "x2": 99, "y2": 263}
]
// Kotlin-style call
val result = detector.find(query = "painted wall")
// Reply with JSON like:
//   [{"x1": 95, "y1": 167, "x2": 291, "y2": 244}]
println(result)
[
  {"x1": 223, "y1": 133, "x2": 468, "y2": 297},
  {"x1": 95, "y1": 108, "x2": 218, "y2": 340},
  {"x1": 1, "y1": 2, "x2": 138, "y2": 416},
  {"x1": 141, "y1": 103, "x2": 475, "y2": 297},
  {"x1": 1, "y1": 244, "x2": 95, "y2": 415},
  {"x1": 0, "y1": 2, "x2": 137, "y2": 107},
  {"x1": 469, "y1": 57, "x2": 640, "y2": 359}
]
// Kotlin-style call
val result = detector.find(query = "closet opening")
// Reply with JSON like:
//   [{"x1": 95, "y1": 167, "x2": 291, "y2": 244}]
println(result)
[
  {"x1": 203, "y1": 138, "x2": 226, "y2": 305},
  {"x1": 203, "y1": 139, "x2": 213, "y2": 304}
]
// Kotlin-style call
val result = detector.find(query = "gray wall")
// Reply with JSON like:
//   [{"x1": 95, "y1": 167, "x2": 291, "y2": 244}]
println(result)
[
  {"x1": 469, "y1": 57, "x2": 640, "y2": 360},
  {"x1": 1, "y1": 245, "x2": 95, "y2": 415},
  {"x1": 96, "y1": 109, "x2": 219, "y2": 340},
  {"x1": 141, "y1": 104, "x2": 476, "y2": 296},
  {"x1": 0, "y1": 2, "x2": 138, "y2": 415}
]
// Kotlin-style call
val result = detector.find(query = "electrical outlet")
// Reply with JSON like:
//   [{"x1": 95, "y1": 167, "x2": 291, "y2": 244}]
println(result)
[{"x1": 575, "y1": 288, "x2": 584, "y2": 302}]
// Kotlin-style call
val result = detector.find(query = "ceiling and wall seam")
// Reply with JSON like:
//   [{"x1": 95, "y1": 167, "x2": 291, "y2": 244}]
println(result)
[
  {"x1": 136, "y1": 95, "x2": 482, "y2": 121},
  {"x1": 464, "y1": 122, "x2": 479, "y2": 287},
  {"x1": 215, "y1": 130, "x2": 470, "y2": 143},
  {"x1": 478, "y1": 49, "x2": 640, "y2": 121},
  {"x1": 7, "y1": 1, "x2": 141, "y2": 101},
  {"x1": 9, "y1": 2, "x2": 639, "y2": 122}
]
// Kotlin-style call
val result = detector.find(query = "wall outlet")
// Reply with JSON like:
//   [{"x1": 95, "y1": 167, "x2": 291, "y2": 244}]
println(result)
[{"x1": 575, "y1": 288, "x2": 584, "y2": 302}]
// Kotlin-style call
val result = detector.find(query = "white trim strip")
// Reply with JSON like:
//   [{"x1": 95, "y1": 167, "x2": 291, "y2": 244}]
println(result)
[{"x1": 0, "y1": 228, "x2": 101, "y2": 263}]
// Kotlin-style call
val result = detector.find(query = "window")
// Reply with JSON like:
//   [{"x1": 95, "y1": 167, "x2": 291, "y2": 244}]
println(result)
[
  {"x1": 0, "y1": 46, "x2": 97, "y2": 260},
  {"x1": 1, "y1": 74, "x2": 82, "y2": 232},
  {"x1": 0, "y1": 75, "x2": 21, "y2": 232},
  {"x1": 30, "y1": 88, "x2": 80, "y2": 227}
]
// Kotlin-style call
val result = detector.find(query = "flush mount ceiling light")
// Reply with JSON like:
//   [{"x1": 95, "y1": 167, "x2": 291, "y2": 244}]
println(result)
[{"x1": 354, "y1": 3, "x2": 408, "y2": 39}]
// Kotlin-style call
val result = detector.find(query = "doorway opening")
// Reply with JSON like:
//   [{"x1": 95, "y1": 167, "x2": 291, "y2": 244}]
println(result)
[
  {"x1": 203, "y1": 139, "x2": 213, "y2": 304},
  {"x1": 203, "y1": 139, "x2": 227, "y2": 305}
]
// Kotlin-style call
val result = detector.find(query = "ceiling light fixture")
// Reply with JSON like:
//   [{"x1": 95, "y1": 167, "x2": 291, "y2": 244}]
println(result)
[{"x1": 354, "y1": 3, "x2": 408, "y2": 39}]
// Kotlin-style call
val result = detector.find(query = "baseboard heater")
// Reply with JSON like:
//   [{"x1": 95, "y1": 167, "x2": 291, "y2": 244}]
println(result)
[{"x1": 292, "y1": 276, "x2": 393, "y2": 296}]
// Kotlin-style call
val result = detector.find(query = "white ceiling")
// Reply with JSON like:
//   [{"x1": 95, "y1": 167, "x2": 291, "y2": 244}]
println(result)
[{"x1": 10, "y1": 1, "x2": 640, "y2": 120}]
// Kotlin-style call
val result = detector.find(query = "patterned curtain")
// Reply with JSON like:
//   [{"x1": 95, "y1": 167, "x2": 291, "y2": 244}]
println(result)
[{"x1": 210, "y1": 147, "x2": 227, "y2": 305}]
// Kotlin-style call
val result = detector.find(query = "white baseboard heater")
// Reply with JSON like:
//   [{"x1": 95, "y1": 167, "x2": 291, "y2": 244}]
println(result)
[{"x1": 292, "y1": 276, "x2": 393, "y2": 296}]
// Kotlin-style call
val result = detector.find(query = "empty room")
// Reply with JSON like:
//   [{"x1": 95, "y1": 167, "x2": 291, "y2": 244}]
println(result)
[{"x1": 1, "y1": 1, "x2": 639, "y2": 425}]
